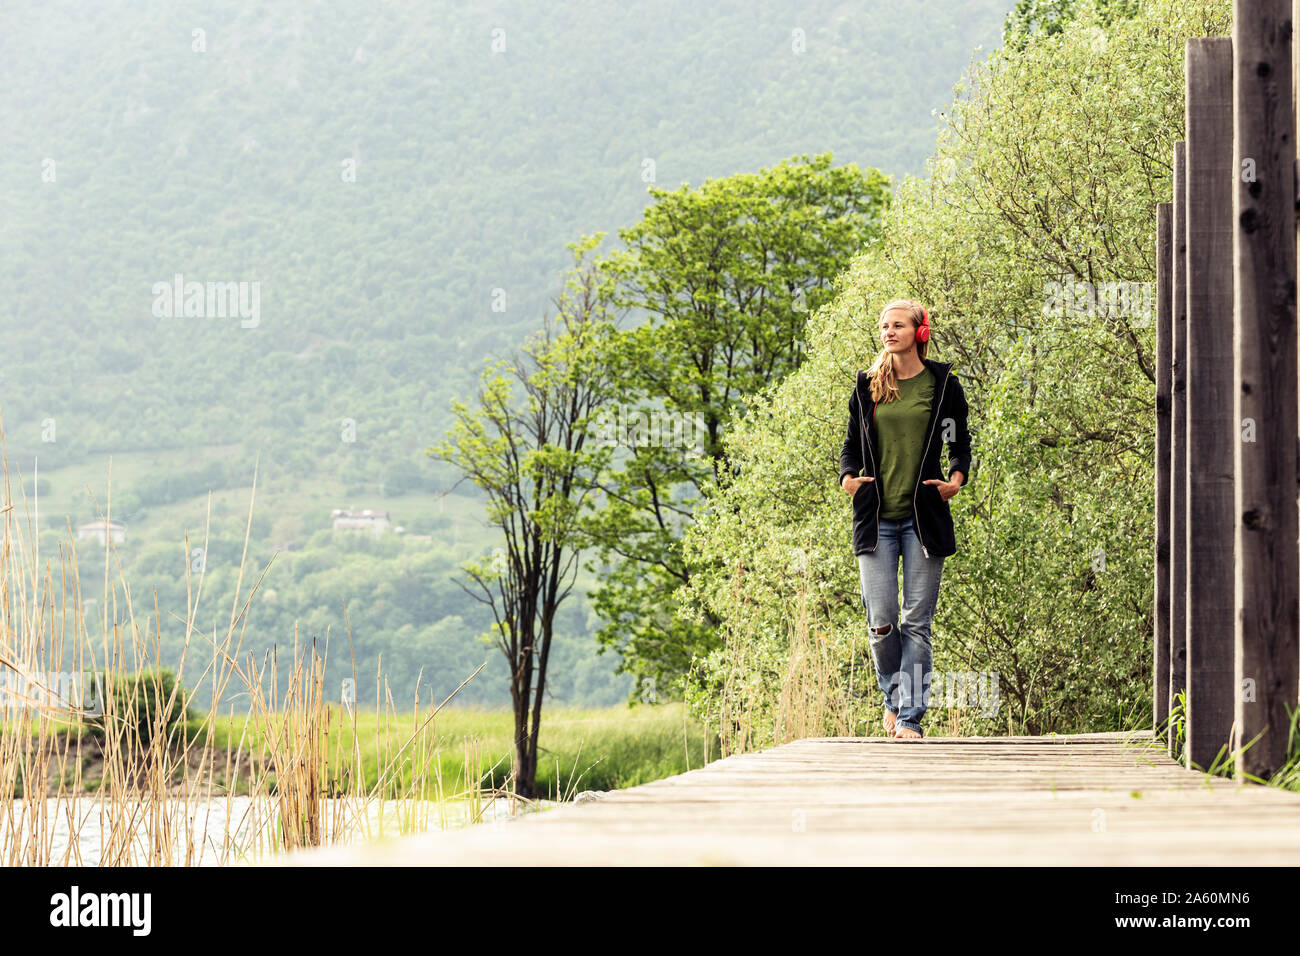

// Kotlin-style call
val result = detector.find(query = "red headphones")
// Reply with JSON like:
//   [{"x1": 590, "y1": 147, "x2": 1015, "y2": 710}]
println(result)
[{"x1": 915, "y1": 305, "x2": 931, "y2": 342}]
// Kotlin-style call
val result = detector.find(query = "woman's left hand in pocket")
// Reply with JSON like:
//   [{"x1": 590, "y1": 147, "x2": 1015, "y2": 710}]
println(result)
[{"x1": 923, "y1": 477, "x2": 960, "y2": 502}]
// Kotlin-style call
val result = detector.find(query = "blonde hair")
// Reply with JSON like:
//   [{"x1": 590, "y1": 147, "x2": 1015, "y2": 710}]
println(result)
[{"x1": 867, "y1": 298, "x2": 930, "y2": 403}]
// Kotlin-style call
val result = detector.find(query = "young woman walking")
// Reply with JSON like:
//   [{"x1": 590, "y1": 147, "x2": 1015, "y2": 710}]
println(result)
[{"x1": 838, "y1": 299, "x2": 972, "y2": 740}]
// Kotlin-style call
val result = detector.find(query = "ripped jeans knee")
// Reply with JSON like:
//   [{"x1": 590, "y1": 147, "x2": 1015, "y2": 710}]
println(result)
[{"x1": 869, "y1": 622, "x2": 893, "y2": 641}]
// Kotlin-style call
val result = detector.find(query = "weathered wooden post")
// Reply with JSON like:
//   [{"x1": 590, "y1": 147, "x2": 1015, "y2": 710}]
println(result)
[
  {"x1": 1233, "y1": 0, "x2": 1299, "y2": 781},
  {"x1": 1155, "y1": 201, "x2": 1172, "y2": 737},
  {"x1": 1170, "y1": 140, "x2": 1189, "y2": 757},
  {"x1": 1184, "y1": 38, "x2": 1237, "y2": 772}
]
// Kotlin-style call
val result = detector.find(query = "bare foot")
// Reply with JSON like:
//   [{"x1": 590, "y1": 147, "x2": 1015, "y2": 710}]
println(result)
[
  {"x1": 894, "y1": 726, "x2": 922, "y2": 739},
  {"x1": 883, "y1": 711, "x2": 897, "y2": 735}
]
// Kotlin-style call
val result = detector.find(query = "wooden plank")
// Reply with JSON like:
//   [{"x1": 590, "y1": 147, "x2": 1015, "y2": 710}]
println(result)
[
  {"x1": 1170, "y1": 139, "x2": 1189, "y2": 757},
  {"x1": 274, "y1": 732, "x2": 1300, "y2": 866},
  {"x1": 1155, "y1": 201, "x2": 1172, "y2": 738},
  {"x1": 1233, "y1": 0, "x2": 1300, "y2": 780},
  {"x1": 1184, "y1": 38, "x2": 1237, "y2": 774}
]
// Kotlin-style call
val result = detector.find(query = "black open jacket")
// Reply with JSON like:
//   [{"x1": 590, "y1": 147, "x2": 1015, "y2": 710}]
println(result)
[{"x1": 837, "y1": 358, "x2": 972, "y2": 558}]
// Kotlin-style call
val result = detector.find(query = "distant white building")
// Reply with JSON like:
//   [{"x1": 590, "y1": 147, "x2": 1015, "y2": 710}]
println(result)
[
  {"x1": 331, "y1": 508, "x2": 390, "y2": 533},
  {"x1": 76, "y1": 521, "x2": 126, "y2": 545}
]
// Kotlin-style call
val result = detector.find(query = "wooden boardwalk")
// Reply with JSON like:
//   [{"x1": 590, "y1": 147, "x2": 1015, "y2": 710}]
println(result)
[{"x1": 278, "y1": 731, "x2": 1300, "y2": 866}]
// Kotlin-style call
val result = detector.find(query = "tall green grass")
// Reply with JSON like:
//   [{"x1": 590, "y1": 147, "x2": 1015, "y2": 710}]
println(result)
[{"x1": 176, "y1": 701, "x2": 714, "y2": 799}]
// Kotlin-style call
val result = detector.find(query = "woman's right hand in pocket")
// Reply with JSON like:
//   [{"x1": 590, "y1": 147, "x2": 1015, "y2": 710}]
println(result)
[{"x1": 842, "y1": 475, "x2": 874, "y2": 496}]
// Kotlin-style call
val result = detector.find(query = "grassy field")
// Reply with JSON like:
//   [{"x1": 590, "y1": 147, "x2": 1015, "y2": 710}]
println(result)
[
  {"x1": 7, "y1": 701, "x2": 721, "y2": 801},
  {"x1": 200, "y1": 700, "x2": 718, "y2": 798}
]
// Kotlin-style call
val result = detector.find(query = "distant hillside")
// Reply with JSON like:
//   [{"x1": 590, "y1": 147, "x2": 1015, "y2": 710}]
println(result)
[{"x1": 0, "y1": 0, "x2": 1014, "y2": 484}]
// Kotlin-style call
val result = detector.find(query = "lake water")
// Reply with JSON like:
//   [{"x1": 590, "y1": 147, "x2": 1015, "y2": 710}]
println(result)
[{"x1": 3, "y1": 794, "x2": 553, "y2": 866}]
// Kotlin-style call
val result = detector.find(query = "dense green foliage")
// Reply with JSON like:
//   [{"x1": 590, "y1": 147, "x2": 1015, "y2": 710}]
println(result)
[
  {"x1": 85, "y1": 668, "x2": 193, "y2": 752},
  {"x1": 680, "y1": 0, "x2": 1228, "y2": 748},
  {"x1": 49, "y1": 521, "x2": 622, "y2": 709}
]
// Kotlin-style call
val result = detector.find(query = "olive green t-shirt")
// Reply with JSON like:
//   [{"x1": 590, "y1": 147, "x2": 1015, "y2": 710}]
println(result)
[{"x1": 874, "y1": 368, "x2": 934, "y2": 520}]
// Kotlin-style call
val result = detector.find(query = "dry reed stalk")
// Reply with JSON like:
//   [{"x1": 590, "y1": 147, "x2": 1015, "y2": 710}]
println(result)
[{"x1": 775, "y1": 581, "x2": 856, "y2": 743}]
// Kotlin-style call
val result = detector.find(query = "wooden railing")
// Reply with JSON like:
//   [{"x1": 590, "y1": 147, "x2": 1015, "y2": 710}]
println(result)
[{"x1": 1155, "y1": 0, "x2": 1299, "y2": 780}]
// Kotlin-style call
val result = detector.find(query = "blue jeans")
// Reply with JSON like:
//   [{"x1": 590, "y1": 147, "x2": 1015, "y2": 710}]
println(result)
[{"x1": 857, "y1": 515, "x2": 944, "y2": 736}]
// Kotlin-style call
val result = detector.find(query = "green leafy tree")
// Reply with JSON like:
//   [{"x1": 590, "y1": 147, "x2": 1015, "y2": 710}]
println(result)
[
  {"x1": 1003, "y1": 0, "x2": 1140, "y2": 52},
  {"x1": 1002, "y1": 0, "x2": 1083, "y2": 52},
  {"x1": 427, "y1": 236, "x2": 621, "y2": 798},
  {"x1": 584, "y1": 153, "x2": 891, "y2": 701}
]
